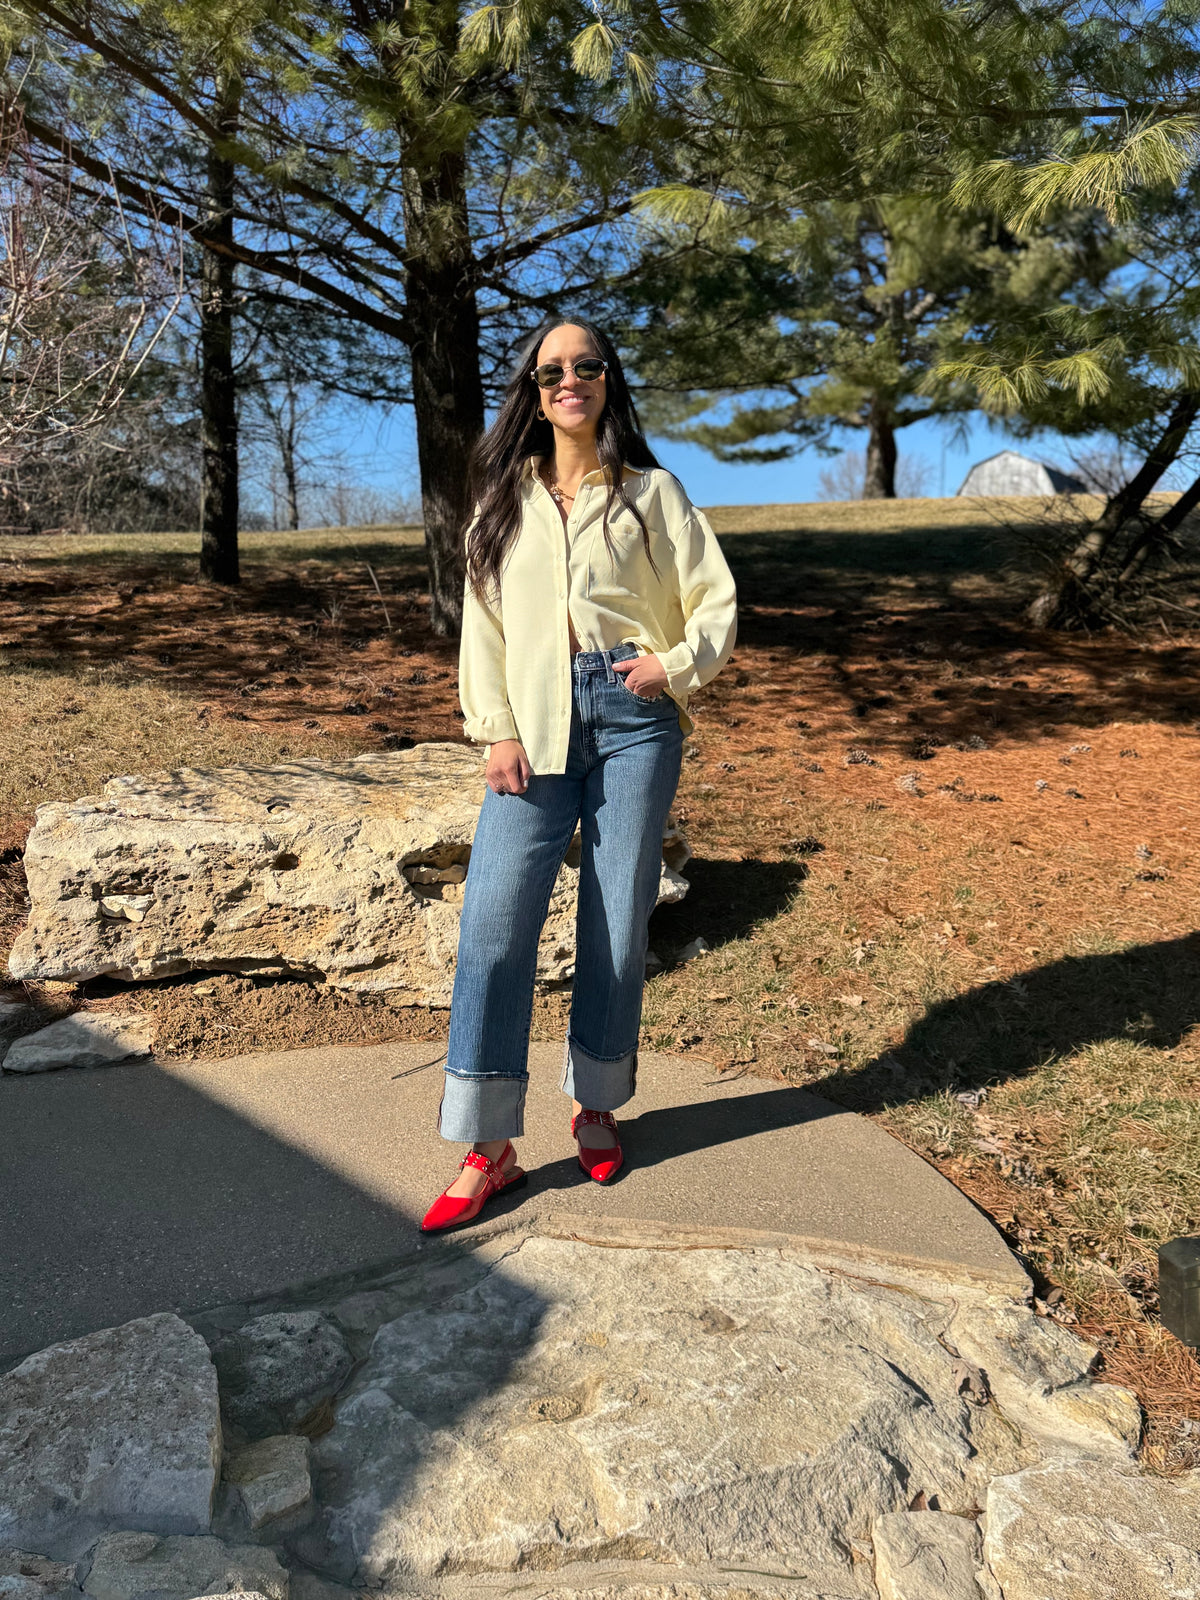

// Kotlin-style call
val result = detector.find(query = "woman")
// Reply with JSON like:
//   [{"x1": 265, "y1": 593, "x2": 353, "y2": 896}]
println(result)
[{"x1": 420, "y1": 317, "x2": 738, "y2": 1232}]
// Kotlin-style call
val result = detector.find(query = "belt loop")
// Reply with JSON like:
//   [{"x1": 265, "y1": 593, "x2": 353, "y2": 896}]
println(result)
[{"x1": 603, "y1": 648, "x2": 616, "y2": 684}]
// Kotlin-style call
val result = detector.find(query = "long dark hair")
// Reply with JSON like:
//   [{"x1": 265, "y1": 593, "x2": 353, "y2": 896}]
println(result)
[{"x1": 464, "y1": 317, "x2": 661, "y2": 602}]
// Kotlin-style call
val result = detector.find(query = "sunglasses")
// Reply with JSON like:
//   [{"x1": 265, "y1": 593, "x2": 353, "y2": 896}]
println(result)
[{"x1": 529, "y1": 357, "x2": 608, "y2": 388}]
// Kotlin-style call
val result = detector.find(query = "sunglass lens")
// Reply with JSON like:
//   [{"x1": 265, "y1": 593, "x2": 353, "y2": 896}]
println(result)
[{"x1": 531, "y1": 359, "x2": 606, "y2": 386}]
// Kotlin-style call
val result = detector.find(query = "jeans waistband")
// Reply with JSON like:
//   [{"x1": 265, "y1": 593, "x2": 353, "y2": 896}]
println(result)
[{"x1": 572, "y1": 643, "x2": 639, "y2": 678}]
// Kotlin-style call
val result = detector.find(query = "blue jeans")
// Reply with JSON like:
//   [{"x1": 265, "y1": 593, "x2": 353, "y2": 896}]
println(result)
[{"x1": 440, "y1": 643, "x2": 685, "y2": 1142}]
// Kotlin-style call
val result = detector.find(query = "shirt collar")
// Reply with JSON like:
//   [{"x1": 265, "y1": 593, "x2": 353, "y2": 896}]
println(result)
[{"x1": 525, "y1": 454, "x2": 644, "y2": 486}]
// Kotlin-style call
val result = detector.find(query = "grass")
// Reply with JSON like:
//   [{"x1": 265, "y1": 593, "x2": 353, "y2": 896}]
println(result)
[
  {"x1": 2, "y1": 497, "x2": 1200, "y2": 1465},
  {"x1": 0, "y1": 660, "x2": 354, "y2": 825}
]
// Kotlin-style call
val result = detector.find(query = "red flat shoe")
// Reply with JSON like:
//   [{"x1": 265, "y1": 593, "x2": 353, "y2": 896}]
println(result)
[
  {"x1": 572, "y1": 1109, "x2": 624, "y2": 1184},
  {"x1": 420, "y1": 1143, "x2": 527, "y2": 1233}
]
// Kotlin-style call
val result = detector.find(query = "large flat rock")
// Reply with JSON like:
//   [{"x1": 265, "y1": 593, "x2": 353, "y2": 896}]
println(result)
[
  {"x1": 8, "y1": 744, "x2": 687, "y2": 996},
  {"x1": 313, "y1": 1238, "x2": 972, "y2": 1589},
  {"x1": 0, "y1": 1314, "x2": 220, "y2": 1561},
  {"x1": 300, "y1": 1237, "x2": 1126, "y2": 1595}
]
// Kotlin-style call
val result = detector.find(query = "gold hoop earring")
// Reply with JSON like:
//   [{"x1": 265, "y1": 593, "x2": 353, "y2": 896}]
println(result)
[{"x1": 536, "y1": 406, "x2": 546, "y2": 420}]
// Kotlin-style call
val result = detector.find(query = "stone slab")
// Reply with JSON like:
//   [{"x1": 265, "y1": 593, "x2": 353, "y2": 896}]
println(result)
[
  {"x1": 309, "y1": 1237, "x2": 1001, "y2": 1592},
  {"x1": 2, "y1": 1013, "x2": 153, "y2": 1074},
  {"x1": 871, "y1": 1511, "x2": 983, "y2": 1599},
  {"x1": 0, "y1": 1315, "x2": 220, "y2": 1561},
  {"x1": 8, "y1": 744, "x2": 688, "y2": 997},
  {"x1": 982, "y1": 1461, "x2": 1200, "y2": 1598},
  {"x1": 79, "y1": 1534, "x2": 286, "y2": 1600},
  {"x1": 222, "y1": 1436, "x2": 311, "y2": 1531},
  {"x1": 0, "y1": 1042, "x2": 1025, "y2": 1366}
]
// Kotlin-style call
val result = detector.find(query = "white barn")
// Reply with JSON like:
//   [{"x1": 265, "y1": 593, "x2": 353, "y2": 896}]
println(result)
[{"x1": 957, "y1": 450, "x2": 1086, "y2": 498}]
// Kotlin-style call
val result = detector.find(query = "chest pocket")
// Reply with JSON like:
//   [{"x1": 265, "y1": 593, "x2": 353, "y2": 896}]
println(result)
[{"x1": 588, "y1": 512, "x2": 658, "y2": 600}]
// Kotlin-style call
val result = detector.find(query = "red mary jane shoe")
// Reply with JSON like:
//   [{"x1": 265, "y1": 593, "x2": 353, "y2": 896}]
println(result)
[
  {"x1": 420, "y1": 1143, "x2": 527, "y2": 1233},
  {"x1": 572, "y1": 1109, "x2": 624, "y2": 1184}
]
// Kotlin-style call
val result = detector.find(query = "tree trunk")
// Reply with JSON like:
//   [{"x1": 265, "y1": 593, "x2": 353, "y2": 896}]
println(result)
[
  {"x1": 862, "y1": 403, "x2": 897, "y2": 499},
  {"x1": 1026, "y1": 389, "x2": 1200, "y2": 627},
  {"x1": 279, "y1": 389, "x2": 301, "y2": 532},
  {"x1": 283, "y1": 447, "x2": 300, "y2": 531},
  {"x1": 1115, "y1": 469, "x2": 1200, "y2": 588},
  {"x1": 198, "y1": 79, "x2": 240, "y2": 585},
  {"x1": 402, "y1": 146, "x2": 485, "y2": 637}
]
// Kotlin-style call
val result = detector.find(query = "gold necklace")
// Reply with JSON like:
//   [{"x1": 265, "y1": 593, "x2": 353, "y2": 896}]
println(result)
[{"x1": 542, "y1": 468, "x2": 575, "y2": 507}]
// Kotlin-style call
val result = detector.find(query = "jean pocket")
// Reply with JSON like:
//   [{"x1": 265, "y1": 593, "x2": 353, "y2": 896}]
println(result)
[{"x1": 614, "y1": 675, "x2": 664, "y2": 703}]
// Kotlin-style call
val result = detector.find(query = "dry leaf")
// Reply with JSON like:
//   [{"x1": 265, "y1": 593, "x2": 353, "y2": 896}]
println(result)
[
  {"x1": 952, "y1": 1358, "x2": 991, "y2": 1405},
  {"x1": 836, "y1": 993, "x2": 865, "y2": 1007}
]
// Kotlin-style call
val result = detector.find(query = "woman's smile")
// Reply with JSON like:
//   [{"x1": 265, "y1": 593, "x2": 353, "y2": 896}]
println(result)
[{"x1": 548, "y1": 386, "x2": 598, "y2": 419}]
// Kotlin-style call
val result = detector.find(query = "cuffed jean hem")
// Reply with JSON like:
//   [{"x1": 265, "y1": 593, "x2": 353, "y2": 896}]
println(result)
[
  {"x1": 438, "y1": 1072, "x2": 528, "y2": 1143},
  {"x1": 559, "y1": 1034, "x2": 637, "y2": 1111}
]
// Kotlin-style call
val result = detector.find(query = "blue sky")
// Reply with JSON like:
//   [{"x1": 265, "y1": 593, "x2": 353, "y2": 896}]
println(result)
[
  {"x1": 324, "y1": 402, "x2": 1059, "y2": 513},
  {"x1": 647, "y1": 413, "x2": 1027, "y2": 504}
]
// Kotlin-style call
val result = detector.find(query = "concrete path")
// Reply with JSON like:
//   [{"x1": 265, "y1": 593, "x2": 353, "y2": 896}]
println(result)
[{"x1": 1, "y1": 1041, "x2": 1026, "y2": 1365}]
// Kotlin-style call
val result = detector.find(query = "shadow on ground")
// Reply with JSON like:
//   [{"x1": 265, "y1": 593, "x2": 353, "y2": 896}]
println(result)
[
  {"x1": 719, "y1": 525, "x2": 1200, "y2": 747},
  {"x1": 649, "y1": 856, "x2": 809, "y2": 951},
  {"x1": 814, "y1": 932, "x2": 1200, "y2": 1114}
]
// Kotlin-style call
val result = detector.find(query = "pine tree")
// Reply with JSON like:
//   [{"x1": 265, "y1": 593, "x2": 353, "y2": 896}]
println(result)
[
  {"x1": 624, "y1": 199, "x2": 1097, "y2": 499},
  {"x1": 5, "y1": 0, "x2": 684, "y2": 629}
]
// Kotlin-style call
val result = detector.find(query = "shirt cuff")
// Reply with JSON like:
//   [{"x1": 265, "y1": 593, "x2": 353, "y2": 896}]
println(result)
[
  {"x1": 654, "y1": 643, "x2": 699, "y2": 699},
  {"x1": 463, "y1": 709, "x2": 520, "y2": 745}
]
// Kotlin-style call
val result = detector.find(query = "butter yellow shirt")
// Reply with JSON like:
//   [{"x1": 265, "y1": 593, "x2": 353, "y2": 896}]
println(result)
[{"x1": 459, "y1": 457, "x2": 738, "y2": 775}]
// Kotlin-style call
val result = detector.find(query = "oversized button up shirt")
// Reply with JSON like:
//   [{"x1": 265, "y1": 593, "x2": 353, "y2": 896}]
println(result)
[{"x1": 459, "y1": 458, "x2": 739, "y2": 775}]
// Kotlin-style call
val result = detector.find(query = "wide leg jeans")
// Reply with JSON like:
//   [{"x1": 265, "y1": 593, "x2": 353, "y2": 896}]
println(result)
[{"x1": 439, "y1": 643, "x2": 685, "y2": 1142}]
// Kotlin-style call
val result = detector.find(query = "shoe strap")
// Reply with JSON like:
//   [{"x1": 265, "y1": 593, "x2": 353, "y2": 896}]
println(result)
[
  {"x1": 459, "y1": 1142, "x2": 512, "y2": 1185},
  {"x1": 572, "y1": 1109, "x2": 617, "y2": 1135}
]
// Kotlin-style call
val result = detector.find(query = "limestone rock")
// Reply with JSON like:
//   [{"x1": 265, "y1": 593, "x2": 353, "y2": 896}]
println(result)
[
  {"x1": 0, "y1": 998, "x2": 30, "y2": 1038},
  {"x1": 0, "y1": 1574, "x2": 56, "y2": 1600},
  {"x1": 871, "y1": 1511, "x2": 983, "y2": 1599},
  {"x1": 286, "y1": 1576, "x2": 357, "y2": 1600},
  {"x1": 982, "y1": 1461, "x2": 1200, "y2": 1598},
  {"x1": 311, "y1": 1239, "x2": 998, "y2": 1591},
  {"x1": 0, "y1": 1578, "x2": 55, "y2": 1600},
  {"x1": 444, "y1": 1583, "x2": 816, "y2": 1600},
  {"x1": 222, "y1": 1437, "x2": 311, "y2": 1531},
  {"x1": 2, "y1": 1013, "x2": 153, "y2": 1074},
  {"x1": 210, "y1": 1313, "x2": 352, "y2": 1439},
  {"x1": 0, "y1": 1314, "x2": 220, "y2": 1561},
  {"x1": 80, "y1": 1534, "x2": 286, "y2": 1600},
  {"x1": 0, "y1": 1552, "x2": 78, "y2": 1600},
  {"x1": 950, "y1": 1301, "x2": 1142, "y2": 1457},
  {"x1": 9, "y1": 744, "x2": 689, "y2": 997}
]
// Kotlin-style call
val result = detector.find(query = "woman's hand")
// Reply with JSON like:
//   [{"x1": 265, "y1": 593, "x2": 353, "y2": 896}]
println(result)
[
  {"x1": 486, "y1": 739, "x2": 532, "y2": 795},
  {"x1": 612, "y1": 653, "x2": 668, "y2": 699}
]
